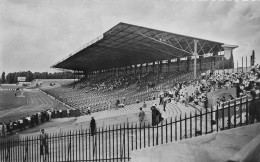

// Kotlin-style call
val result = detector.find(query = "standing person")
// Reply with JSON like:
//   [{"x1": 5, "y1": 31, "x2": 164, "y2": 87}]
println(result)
[
  {"x1": 0, "y1": 123, "x2": 2, "y2": 137},
  {"x1": 9, "y1": 121, "x2": 13, "y2": 134},
  {"x1": 67, "y1": 109, "x2": 70, "y2": 117},
  {"x1": 19, "y1": 118, "x2": 23, "y2": 131},
  {"x1": 159, "y1": 95, "x2": 163, "y2": 105},
  {"x1": 59, "y1": 109, "x2": 62, "y2": 118},
  {"x1": 40, "y1": 129, "x2": 48, "y2": 162},
  {"x1": 90, "y1": 117, "x2": 96, "y2": 136},
  {"x1": 185, "y1": 92, "x2": 189, "y2": 107},
  {"x1": 2, "y1": 123, "x2": 6, "y2": 137},
  {"x1": 163, "y1": 97, "x2": 167, "y2": 111},
  {"x1": 108, "y1": 101, "x2": 112, "y2": 110},
  {"x1": 87, "y1": 107, "x2": 91, "y2": 115},
  {"x1": 249, "y1": 90, "x2": 260, "y2": 124},
  {"x1": 138, "y1": 107, "x2": 145, "y2": 125},
  {"x1": 142, "y1": 102, "x2": 147, "y2": 108}
]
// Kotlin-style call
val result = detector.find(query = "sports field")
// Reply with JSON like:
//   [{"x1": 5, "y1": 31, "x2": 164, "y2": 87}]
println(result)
[
  {"x1": 0, "y1": 89, "x2": 68, "y2": 123},
  {"x1": 0, "y1": 90, "x2": 27, "y2": 111}
]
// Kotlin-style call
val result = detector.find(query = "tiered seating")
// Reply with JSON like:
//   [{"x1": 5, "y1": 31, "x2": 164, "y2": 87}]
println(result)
[{"x1": 42, "y1": 70, "x2": 197, "y2": 114}]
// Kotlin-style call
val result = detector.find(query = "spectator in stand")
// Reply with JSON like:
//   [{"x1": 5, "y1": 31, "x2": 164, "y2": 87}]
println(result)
[
  {"x1": 58, "y1": 110, "x2": 62, "y2": 118},
  {"x1": 159, "y1": 95, "x2": 163, "y2": 105},
  {"x1": 8, "y1": 121, "x2": 13, "y2": 134},
  {"x1": 138, "y1": 107, "x2": 145, "y2": 124},
  {"x1": 35, "y1": 113, "x2": 39, "y2": 125},
  {"x1": 229, "y1": 95, "x2": 234, "y2": 100},
  {"x1": 18, "y1": 118, "x2": 23, "y2": 131},
  {"x1": 47, "y1": 110, "x2": 52, "y2": 120},
  {"x1": 185, "y1": 92, "x2": 189, "y2": 107},
  {"x1": 26, "y1": 115, "x2": 31, "y2": 127},
  {"x1": 163, "y1": 97, "x2": 167, "y2": 111},
  {"x1": 142, "y1": 102, "x2": 147, "y2": 108},
  {"x1": 0, "y1": 123, "x2": 3, "y2": 137},
  {"x1": 87, "y1": 107, "x2": 91, "y2": 115},
  {"x1": 2, "y1": 123, "x2": 6, "y2": 137},
  {"x1": 54, "y1": 109, "x2": 58, "y2": 118},
  {"x1": 67, "y1": 109, "x2": 70, "y2": 117}
]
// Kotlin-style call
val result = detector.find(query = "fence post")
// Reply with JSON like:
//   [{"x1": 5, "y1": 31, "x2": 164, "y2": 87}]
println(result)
[
  {"x1": 143, "y1": 122, "x2": 146, "y2": 148},
  {"x1": 216, "y1": 104, "x2": 219, "y2": 131},
  {"x1": 139, "y1": 122, "x2": 141, "y2": 149},
  {"x1": 222, "y1": 103, "x2": 225, "y2": 130},
  {"x1": 234, "y1": 98, "x2": 237, "y2": 128},
  {"x1": 195, "y1": 111, "x2": 197, "y2": 136},
  {"x1": 190, "y1": 112, "x2": 193, "y2": 137},
  {"x1": 165, "y1": 119, "x2": 168, "y2": 143},
  {"x1": 170, "y1": 117, "x2": 173, "y2": 142},
  {"x1": 99, "y1": 127, "x2": 101, "y2": 161},
  {"x1": 161, "y1": 120, "x2": 163, "y2": 144},
  {"x1": 200, "y1": 111, "x2": 202, "y2": 135},
  {"x1": 156, "y1": 122, "x2": 159, "y2": 145},
  {"x1": 175, "y1": 117, "x2": 177, "y2": 141},
  {"x1": 117, "y1": 124, "x2": 120, "y2": 160},
  {"x1": 76, "y1": 130, "x2": 78, "y2": 162},
  {"x1": 205, "y1": 108, "x2": 208, "y2": 134},
  {"x1": 180, "y1": 115, "x2": 182, "y2": 140},
  {"x1": 240, "y1": 97, "x2": 243, "y2": 126},
  {"x1": 184, "y1": 113, "x2": 187, "y2": 139},
  {"x1": 85, "y1": 130, "x2": 88, "y2": 161},
  {"x1": 125, "y1": 124, "x2": 128, "y2": 161},
  {"x1": 109, "y1": 125, "x2": 111, "y2": 160},
  {"x1": 113, "y1": 125, "x2": 115, "y2": 159},
  {"x1": 211, "y1": 106, "x2": 213, "y2": 132},
  {"x1": 228, "y1": 101, "x2": 231, "y2": 129},
  {"x1": 135, "y1": 123, "x2": 138, "y2": 150},
  {"x1": 89, "y1": 128, "x2": 92, "y2": 161},
  {"x1": 246, "y1": 97, "x2": 249, "y2": 125}
]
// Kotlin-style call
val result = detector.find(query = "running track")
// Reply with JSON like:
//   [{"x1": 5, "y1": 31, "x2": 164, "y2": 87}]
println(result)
[{"x1": 0, "y1": 90, "x2": 68, "y2": 122}]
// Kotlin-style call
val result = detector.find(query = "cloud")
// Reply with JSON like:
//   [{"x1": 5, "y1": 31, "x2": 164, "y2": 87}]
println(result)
[{"x1": 0, "y1": 0, "x2": 260, "y2": 73}]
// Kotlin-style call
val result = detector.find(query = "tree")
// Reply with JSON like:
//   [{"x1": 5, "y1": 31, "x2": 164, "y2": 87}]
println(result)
[{"x1": 1, "y1": 72, "x2": 6, "y2": 83}]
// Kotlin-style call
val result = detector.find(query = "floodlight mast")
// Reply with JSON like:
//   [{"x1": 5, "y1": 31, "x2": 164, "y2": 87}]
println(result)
[{"x1": 193, "y1": 39, "x2": 198, "y2": 78}]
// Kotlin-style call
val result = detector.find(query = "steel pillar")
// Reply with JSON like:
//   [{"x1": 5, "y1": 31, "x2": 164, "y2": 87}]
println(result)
[{"x1": 193, "y1": 40, "x2": 198, "y2": 78}]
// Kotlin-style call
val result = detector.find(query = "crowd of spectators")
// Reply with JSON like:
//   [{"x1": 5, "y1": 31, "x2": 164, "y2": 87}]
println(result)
[
  {"x1": 156, "y1": 64, "x2": 260, "y2": 111},
  {"x1": 0, "y1": 108, "x2": 71, "y2": 138}
]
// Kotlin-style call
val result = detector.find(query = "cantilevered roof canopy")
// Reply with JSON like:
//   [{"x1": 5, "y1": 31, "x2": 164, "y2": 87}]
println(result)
[{"x1": 52, "y1": 22, "x2": 224, "y2": 72}]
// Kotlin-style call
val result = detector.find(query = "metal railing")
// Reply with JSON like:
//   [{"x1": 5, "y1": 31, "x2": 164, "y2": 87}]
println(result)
[{"x1": 0, "y1": 96, "x2": 254, "y2": 162}]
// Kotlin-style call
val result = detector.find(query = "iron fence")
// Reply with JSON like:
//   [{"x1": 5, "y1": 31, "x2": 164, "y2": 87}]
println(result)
[{"x1": 0, "y1": 96, "x2": 254, "y2": 162}]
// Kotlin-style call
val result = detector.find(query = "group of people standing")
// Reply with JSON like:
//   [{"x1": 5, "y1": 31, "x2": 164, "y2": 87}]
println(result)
[{"x1": 0, "y1": 108, "x2": 71, "y2": 137}]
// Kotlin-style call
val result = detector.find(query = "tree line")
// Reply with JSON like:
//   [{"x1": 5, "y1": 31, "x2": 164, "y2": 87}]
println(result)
[{"x1": 1, "y1": 71, "x2": 75, "y2": 84}]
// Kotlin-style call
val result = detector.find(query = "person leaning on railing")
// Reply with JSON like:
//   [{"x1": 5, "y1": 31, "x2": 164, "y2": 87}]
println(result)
[{"x1": 249, "y1": 90, "x2": 260, "y2": 124}]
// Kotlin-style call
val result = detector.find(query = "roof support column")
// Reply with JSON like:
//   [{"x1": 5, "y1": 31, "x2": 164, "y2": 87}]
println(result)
[
  {"x1": 153, "y1": 62, "x2": 155, "y2": 73},
  {"x1": 168, "y1": 60, "x2": 171, "y2": 73},
  {"x1": 177, "y1": 58, "x2": 180, "y2": 72},
  {"x1": 187, "y1": 57, "x2": 190, "y2": 72},
  {"x1": 193, "y1": 39, "x2": 198, "y2": 78},
  {"x1": 134, "y1": 65, "x2": 136, "y2": 77}
]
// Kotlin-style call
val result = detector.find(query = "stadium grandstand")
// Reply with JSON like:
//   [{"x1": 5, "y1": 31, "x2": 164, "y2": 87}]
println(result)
[
  {"x1": 1, "y1": 22, "x2": 260, "y2": 162},
  {"x1": 47, "y1": 22, "x2": 236, "y2": 114}
]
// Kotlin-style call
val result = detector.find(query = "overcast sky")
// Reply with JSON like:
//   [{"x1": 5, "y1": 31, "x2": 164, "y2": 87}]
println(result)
[{"x1": 1, "y1": 0, "x2": 260, "y2": 73}]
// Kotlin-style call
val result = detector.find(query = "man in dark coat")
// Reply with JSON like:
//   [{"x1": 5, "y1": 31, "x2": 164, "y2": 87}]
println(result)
[{"x1": 90, "y1": 117, "x2": 96, "y2": 136}]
